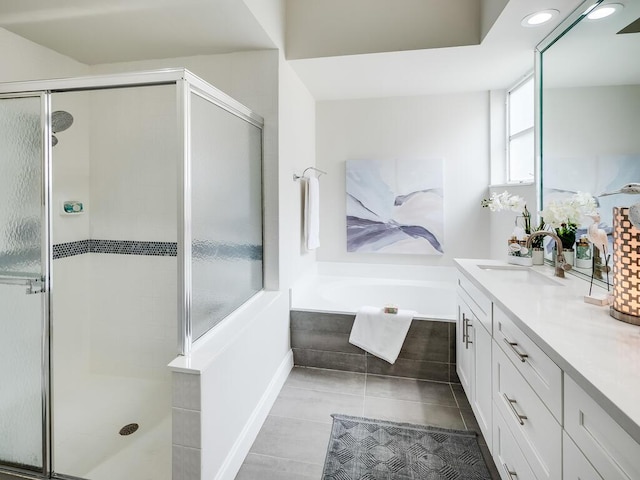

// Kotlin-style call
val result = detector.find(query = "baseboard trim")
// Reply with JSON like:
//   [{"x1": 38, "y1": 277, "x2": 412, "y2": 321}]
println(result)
[{"x1": 214, "y1": 349, "x2": 293, "y2": 480}]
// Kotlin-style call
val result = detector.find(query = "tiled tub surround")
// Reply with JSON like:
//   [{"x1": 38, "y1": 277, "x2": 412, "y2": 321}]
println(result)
[{"x1": 291, "y1": 311, "x2": 458, "y2": 383}]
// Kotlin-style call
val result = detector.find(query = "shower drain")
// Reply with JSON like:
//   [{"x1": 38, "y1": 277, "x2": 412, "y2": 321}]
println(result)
[{"x1": 119, "y1": 423, "x2": 139, "y2": 436}]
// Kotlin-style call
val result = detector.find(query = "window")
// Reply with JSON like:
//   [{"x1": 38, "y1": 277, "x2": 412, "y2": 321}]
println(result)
[{"x1": 507, "y1": 75, "x2": 534, "y2": 183}]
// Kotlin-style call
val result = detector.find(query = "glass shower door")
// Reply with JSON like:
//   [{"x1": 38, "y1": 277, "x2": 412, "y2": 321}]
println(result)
[{"x1": 0, "y1": 94, "x2": 48, "y2": 474}]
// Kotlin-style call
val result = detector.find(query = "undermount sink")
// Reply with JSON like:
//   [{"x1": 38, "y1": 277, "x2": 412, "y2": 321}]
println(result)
[{"x1": 477, "y1": 264, "x2": 563, "y2": 287}]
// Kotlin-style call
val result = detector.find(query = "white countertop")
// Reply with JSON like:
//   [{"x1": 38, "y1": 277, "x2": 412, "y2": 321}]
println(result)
[{"x1": 455, "y1": 258, "x2": 640, "y2": 444}]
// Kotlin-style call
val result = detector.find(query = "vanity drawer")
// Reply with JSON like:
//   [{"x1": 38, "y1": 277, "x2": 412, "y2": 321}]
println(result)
[
  {"x1": 563, "y1": 431, "x2": 603, "y2": 480},
  {"x1": 493, "y1": 402, "x2": 537, "y2": 480},
  {"x1": 494, "y1": 305, "x2": 562, "y2": 421},
  {"x1": 565, "y1": 375, "x2": 640, "y2": 480},
  {"x1": 457, "y1": 275, "x2": 491, "y2": 332},
  {"x1": 493, "y1": 341, "x2": 561, "y2": 480}
]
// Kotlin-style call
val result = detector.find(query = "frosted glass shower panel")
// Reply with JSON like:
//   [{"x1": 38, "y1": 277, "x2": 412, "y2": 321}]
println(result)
[
  {"x1": 0, "y1": 97, "x2": 42, "y2": 275},
  {"x1": 190, "y1": 93, "x2": 263, "y2": 340},
  {"x1": 0, "y1": 95, "x2": 44, "y2": 469},
  {"x1": 0, "y1": 285, "x2": 44, "y2": 469}
]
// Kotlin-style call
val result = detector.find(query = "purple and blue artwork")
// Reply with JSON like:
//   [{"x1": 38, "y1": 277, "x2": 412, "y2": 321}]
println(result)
[
  {"x1": 543, "y1": 154, "x2": 640, "y2": 253},
  {"x1": 346, "y1": 158, "x2": 444, "y2": 255}
]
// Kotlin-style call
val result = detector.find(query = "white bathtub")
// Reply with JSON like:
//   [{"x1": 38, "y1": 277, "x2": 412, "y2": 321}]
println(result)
[{"x1": 290, "y1": 262, "x2": 457, "y2": 321}]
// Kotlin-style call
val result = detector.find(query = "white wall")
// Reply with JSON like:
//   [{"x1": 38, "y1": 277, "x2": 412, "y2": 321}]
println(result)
[
  {"x1": 315, "y1": 92, "x2": 491, "y2": 265},
  {"x1": 0, "y1": 28, "x2": 89, "y2": 81},
  {"x1": 50, "y1": 92, "x2": 93, "y2": 388},
  {"x1": 278, "y1": 57, "x2": 317, "y2": 288},
  {"x1": 544, "y1": 85, "x2": 640, "y2": 157}
]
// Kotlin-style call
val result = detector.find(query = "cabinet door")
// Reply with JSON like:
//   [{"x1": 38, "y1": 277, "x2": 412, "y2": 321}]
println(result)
[
  {"x1": 457, "y1": 296, "x2": 474, "y2": 397},
  {"x1": 493, "y1": 403, "x2": 537, "y2": 480},
  {"x1": 473, "y1": 321, "x2": 492, "y2": 452},
  {"x1": 563, "y1": 431, "x2": 603, "y2": 480},
  {"x1": 493, "y1": 342, "x2": 562, "y2": 480},
  {"x1": 565, "y1": 375, "x2": 640, "y2": 480}
]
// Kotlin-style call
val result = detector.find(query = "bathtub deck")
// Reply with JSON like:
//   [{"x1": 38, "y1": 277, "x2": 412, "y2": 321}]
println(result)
[{"x1": 290, "y1": 264, "x2": 457, "y2": 321}]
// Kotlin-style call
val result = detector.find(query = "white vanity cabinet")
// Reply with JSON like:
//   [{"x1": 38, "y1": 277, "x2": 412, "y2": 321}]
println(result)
[
  {"x1": 455, "y1": 262, "x2": 640, "y2": 480},
  {"x1": 456, "y1": 276, "x2": 492, "y2": 451}
]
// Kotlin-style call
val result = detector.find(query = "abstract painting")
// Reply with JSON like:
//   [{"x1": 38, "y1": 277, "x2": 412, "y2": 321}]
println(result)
[
  {"x1": 346, "y1": 158, "x2": 444, "y2": 255},
  {"x1": 543, "y1": 154, "x2": 640, "y2": 236}
]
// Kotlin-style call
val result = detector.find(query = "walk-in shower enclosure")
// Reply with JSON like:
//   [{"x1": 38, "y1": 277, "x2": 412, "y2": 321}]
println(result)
[{"x1": 0, "y1": 69, "x2": 264, "y2": 480}]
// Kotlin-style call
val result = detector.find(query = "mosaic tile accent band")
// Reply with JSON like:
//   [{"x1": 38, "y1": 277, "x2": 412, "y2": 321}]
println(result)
[
  {"x1": 53, "y1": 240, "x2": 177, "y2": 259},
  {"x1": 192, "y1": 240, "x2": 263, "y2": 261}
]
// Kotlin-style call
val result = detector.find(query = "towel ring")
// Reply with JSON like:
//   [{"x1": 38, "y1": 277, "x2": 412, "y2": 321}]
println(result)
[{"x1": 293, "y1": 166, "x2": 327, "y2": 181}]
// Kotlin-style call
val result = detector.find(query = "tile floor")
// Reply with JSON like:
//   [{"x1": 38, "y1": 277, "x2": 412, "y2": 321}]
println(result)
[{"x1": 236, "y1": 366, "x2": 500, "y2": 479}]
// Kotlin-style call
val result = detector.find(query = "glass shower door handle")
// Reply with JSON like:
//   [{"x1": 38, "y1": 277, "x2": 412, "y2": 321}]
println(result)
[{"x1": 0, "y1": 274, "x2": 45, "y2": 294}]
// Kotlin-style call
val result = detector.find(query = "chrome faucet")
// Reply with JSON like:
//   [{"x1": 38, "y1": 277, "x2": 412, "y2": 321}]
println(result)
[{"x1": 526, "y1": 231, "x2": 572, "y2": 278}]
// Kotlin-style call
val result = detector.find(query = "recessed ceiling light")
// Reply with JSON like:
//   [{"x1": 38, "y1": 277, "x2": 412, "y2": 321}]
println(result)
[
  {"x1": 586, "y1": 3, "x2": 624, "y2": 20},
  {"x1": 521, "y1": 9, "x2": 560, "y2": 27}
]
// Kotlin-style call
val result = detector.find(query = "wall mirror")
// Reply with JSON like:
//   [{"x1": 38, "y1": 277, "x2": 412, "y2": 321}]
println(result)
[{"x1": 537, "y1": 0, "x2": 640, "y2": 286}]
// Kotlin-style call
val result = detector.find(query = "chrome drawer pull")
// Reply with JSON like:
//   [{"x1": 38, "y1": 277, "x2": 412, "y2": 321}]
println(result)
[
  {"x1": 503, "y1": 393, "x2": 528, "y2": 425},
  {"x1": 462, "y1": 313, "x2": 467, "y2": 343},
  {"x1": 464, "y1": 315, "x2": 473, "y2": 349},
  {"x1": 502, "y1": 463, "x2": 518, "y2": 479},
  {"x1": 504, "y1": 338, "x2": 528, "y2": 363}
]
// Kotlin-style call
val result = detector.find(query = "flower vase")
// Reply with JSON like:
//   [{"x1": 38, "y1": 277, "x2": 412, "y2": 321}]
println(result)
[
  {"x1": 563, "y1": 248, "x2": 575, "y2": 266},
  {"x1": 575, "y1": 236, "x2": 592, "y2": 269},
  {"x1": 532, "y1": 248, "x2": 544, "y2": 265}
]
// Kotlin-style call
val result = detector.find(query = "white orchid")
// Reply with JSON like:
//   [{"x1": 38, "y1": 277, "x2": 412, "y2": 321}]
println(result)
[
  {"x1": 481, "y1": 191, "x2": 526, "y2": 213},
  {"x1": 540, "y1": 192, "x2": 597, "y2": 228}
]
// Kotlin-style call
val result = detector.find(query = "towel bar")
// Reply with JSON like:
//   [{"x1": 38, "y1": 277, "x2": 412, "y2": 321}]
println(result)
[{"x1": 293, "y1": 166, "x2": 327, "y2": 181}]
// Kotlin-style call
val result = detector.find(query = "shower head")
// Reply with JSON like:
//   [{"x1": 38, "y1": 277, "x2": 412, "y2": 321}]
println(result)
[{"x1": 52, "y1": 110, "x2": 73, "y2": 133}]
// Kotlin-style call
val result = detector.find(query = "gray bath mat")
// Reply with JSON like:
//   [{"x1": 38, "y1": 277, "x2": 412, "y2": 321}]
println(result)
[{"x1": 322, "y1": 414, "x2": 491, "y2": 479}]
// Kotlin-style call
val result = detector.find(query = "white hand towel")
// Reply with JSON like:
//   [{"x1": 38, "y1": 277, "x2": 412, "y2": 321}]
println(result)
[
  {"x1": 304, "y1": 176, "x2": 320, "y2": 250},
  {"x1": 349, "y1": 306, "x2": 415, "y2": 364}
]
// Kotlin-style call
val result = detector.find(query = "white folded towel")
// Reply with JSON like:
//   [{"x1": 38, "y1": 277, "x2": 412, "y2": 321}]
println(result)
[
  {"x1": 304, "y1": 176, "x2": 320, "y2": 250},
  {"x1": 349, "y1": 306, "x2": 416, "y2": 364}
]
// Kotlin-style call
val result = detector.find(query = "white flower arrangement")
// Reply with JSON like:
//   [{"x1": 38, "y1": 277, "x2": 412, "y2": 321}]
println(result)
[
  {"x1": 481, "y1": 191, "x2": 526, "y2": 212},
  {"x1": 540, "y1": 192, "x2": 597, "y2": 228}
]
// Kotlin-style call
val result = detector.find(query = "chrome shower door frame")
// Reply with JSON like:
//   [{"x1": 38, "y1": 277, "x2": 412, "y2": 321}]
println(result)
[
  {"x1": 177, "y1": 73, "x2": 264, "y2": 355},
  {"x1": 0, "y1": 90, "x2": 53, "y2": 479}
]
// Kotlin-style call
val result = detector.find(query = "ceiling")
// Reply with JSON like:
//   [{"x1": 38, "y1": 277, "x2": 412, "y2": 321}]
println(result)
[
  {"x1": 0, "y1": 0, "x2": 586, "y2": 99},
  {"x1": 0, "y1": 0, "x2": 276, "y2": 64},
  {"x1": 541, "y1": 0, "x2": 640, "y2": 88},
  {"x1": 285, "y1": 0, "x2": 483, "y2": 60}
]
